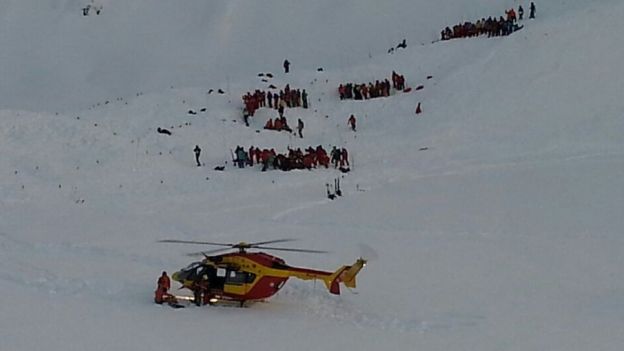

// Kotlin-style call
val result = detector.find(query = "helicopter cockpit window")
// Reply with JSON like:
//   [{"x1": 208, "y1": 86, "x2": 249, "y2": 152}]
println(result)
[
  {"x1": 183, "y1": 262, "x2": 202, "y2": 272},
  {"x1": 216, "y1": 268, "x2": 227, "y2": 278}
]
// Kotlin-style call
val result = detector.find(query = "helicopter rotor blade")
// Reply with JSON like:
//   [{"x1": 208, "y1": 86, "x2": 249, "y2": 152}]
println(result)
[
  {"x1": 158, "y1": 239, "x2": 233, "y2": 247},
  {"x1": 254, "y1": 246, "x2": 329, "y2": 254},
  {"x1": 185, "y1": 247, "x2": 233, "y2": 257},
  {"x1": 248, "y1": 238, "x2": 298, "y2": 247}
]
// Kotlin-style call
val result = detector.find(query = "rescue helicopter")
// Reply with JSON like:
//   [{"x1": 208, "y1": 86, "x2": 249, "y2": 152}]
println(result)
[{"x1": 159, "y1": 238, "x2": 367, "y2": 307}]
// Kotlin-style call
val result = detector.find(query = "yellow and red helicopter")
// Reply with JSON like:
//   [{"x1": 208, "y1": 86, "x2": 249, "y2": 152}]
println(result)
[{"x1": 159, "y1": 238, "x2": 367, "y2": 307}]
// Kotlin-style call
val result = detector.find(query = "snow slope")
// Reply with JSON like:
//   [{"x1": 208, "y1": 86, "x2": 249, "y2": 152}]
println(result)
[{"x1": 2, "y1": 1, "x2": 624, "y2": 350}]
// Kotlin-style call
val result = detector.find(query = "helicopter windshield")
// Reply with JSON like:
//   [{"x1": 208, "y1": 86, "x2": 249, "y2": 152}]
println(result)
[{"x1": 182, "y1": 262, "x2": 202, "y2": 272}]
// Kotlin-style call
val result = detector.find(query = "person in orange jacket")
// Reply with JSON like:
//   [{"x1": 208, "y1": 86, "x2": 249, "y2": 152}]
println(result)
[
  {"x1": 264, "y1": 118, "x2": 274, "y2": 130},
  {"x1": 158, "y1": 271, "x2": 170, "y2": 291},
  {"x1": 155, "y1": 271, "x2": 176, "y2": 305}
]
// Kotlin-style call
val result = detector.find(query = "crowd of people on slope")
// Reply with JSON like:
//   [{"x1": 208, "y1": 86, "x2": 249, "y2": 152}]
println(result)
[
  {"x1": 338, "y1": 71, "x2": 407, "y2": 101},
  {"x1": 242, "y1": 84, "x2": 309, "y2": 117},
  {"x1": 232, "y1": 145, "x2": 349, "y2": 172},
  {"x1": 440, "y1": 3, "x2": 535, "y2": 41}
]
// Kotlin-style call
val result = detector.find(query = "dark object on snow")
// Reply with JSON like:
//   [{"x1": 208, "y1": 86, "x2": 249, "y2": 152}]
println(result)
[
  {"x1": 529, "y1": 2, "x2": 536, "y2": 19},
  {"x1": 266, "y1": 73, "x2": 274, "y2": 78},
  {"x1": 188, "y1": 110, "x2": 197, "y2": 115},
  {"x1": 268, "y1": 84, "x2": 277, "y2": 89},
  {"x1": 335, "y1": 178, "x2": 342, "y2": 196},
  {"x1": 317, "y1": 67, "x2": 324, "y2": 72},
  {"x1": 200, "y1": 108, "x2": 207, "y2": 112},
  {"x1": 396, "y1": 39, "x2": 407, "y2": 49},
  {"x1": 258, "y1": 73, "x2": 265, "y2": 77},
  {"x1": 415, "y1": 102, "x2": 422, "y2": 115},
  {"x1": 427, "y1": 75, "x2": 433, "y2": 80},
  {"x1": 214, "y1": 166, "x2": 225, "y2": 171},
  {"x1": 326, "y1": 183, "x2": 336, "y2": 200},
  {"x1": 218, "y1": 89, "x2": 225, "y2": 94},
  {"x1": 208, "y1": 89, "x2": 214, "y2": 94},
  {"x1": 415, "y1": 85, "x2": 424, "y2": 91},
  {"x1": 157, "y1": 127, "x2": 172, "y2": 135},
  {"x1": 339, "y1": 167, "x2": 350, "y2": 174},
  {"x1": 419, "y1": 147, "x2": 429, "y2": 151},
  {"x1": 403, "y1": 87, "x2": 412, "y2": 93}
]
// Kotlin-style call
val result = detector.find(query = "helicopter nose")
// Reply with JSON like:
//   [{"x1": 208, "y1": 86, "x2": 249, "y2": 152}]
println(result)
[{"x1": 171, "y1": 271, "x2": 182, "y2": 282}]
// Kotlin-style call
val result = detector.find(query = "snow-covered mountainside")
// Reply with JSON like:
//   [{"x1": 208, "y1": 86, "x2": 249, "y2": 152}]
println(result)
[{"x1": 2, "y1": 1, "x2": 624, "y2": 350}]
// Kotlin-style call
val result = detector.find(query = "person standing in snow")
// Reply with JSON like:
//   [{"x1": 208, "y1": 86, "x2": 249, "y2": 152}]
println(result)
[
  {"x1": 340, "y1": 148, "x2": 350, "y2": 167},
  {"x1": 283, "y1": 59, "x2": 290, "y2": 73},
  {"x1": 529, "y1": 2, "x2": 536, "y2": 19},
  {"x1": 235, "y1": 146, "x2": 248, "y2": 168},
  {"x1": 193, "y1": 275, "x2": 210, "y2": 306},
  {"x1": 193, "y1": 145, "x2": 202, "y2": 167},
  {"x1": 297, "y1": 118, "x2": 304, "y2": 138},
  {"x1": 518, "y1": 5, "x2": 524, "y2": 20},
  {"x1": 348, "y1": 114, "x2": 357, "y2": 132},
  {"x1": 243, "y1": 109, "x2": 250, "y2": 127},
  {"x1": 302, "y1": 89, "x2": 308, "y2": 109},
  {"x1": 154, "y1": 271, "x2": 175, "y2": 304},
  {"x1": 158, "y1": 271, "x2": 171, "y2": 292},
  {"x1": 330, "y1": 147, "x2": 341, "y2": 168}
]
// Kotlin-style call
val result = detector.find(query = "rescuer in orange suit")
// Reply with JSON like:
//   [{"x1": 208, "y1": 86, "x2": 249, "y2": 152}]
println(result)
[
  {"x1": 155, "y1": 271, "x2": 176, "y2": 304},
  {"x1": 158, "y1": 271, "x2": 170, "y2": 291}
]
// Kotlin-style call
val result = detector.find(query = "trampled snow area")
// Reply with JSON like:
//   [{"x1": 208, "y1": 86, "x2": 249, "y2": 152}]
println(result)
[{"x1": 2, "y1": 1, "x2": 624, "y2": 350}]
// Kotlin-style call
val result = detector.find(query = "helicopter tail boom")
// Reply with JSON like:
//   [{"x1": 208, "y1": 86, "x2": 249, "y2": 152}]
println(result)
[{"x1": 283, "y1": 258, "x2": 367, "y2": 295}]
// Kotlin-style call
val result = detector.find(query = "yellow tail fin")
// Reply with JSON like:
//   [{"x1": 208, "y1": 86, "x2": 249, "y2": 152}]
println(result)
[{"x1": 325, "y1": 258, "x2": 367, "y2": 294}]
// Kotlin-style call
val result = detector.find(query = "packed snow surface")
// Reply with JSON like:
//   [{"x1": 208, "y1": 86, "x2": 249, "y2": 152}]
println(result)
[{"x1": 2, "y1": 1, "x2": 624, "y2": 350}]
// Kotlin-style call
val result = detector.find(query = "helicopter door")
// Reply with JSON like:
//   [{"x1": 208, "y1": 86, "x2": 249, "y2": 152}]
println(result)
[{"x1": 212, "y1": 268, "x2": 226, "y2": 290}]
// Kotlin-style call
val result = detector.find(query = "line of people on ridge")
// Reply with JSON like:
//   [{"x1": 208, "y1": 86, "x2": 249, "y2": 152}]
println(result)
[
  {"x1": 242, "y1": 84, "x2": 309, "y2": 117},
  {"x1": 232, "y1": 145, "x2": 349, "y2": 172},
  {"x1": 339, "y1": 80, "x2": 389, "y2": 101},
  {"x1": 338, "y1": 71, "x2": 409, "y2": 100},
  {"x1": 440, "y1": 3, "x2": 535, "y2": 41}
]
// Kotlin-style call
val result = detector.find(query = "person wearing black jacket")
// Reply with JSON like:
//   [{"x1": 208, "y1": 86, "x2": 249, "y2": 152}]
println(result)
[{"x1": 194, "y1": 145, "x2": 201, "y2": 167}]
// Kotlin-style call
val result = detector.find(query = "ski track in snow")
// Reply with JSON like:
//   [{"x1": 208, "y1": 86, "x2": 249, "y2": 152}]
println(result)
[{"x1": 271, "y1": 199, "x2": 331, "y2": 221}]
